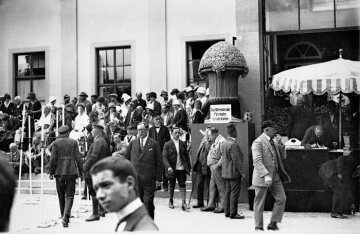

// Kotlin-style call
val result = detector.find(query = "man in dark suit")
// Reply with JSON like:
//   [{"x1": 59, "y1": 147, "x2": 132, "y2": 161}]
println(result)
[
  {"x1": 91, "y1": 157, "x2": 159, "y2": 232},
  {"x1": 83, "y1": 123, "x2": 109, "y2": 222},
  {"x1": 163, "y1": 127, "x2": 191, "y2": 211},
  {"x1": 133, "y1": 92, "x2": 147, "y2": 110},
  {"x1": 49, "y1": 126, "x2": 84, "y2": 227},
  {"x1": 124, "y1": 102, "x2": 142, "y2": 129},
  {"x1": 125, "y1": 122, "x2": 162, "y2": 219},
  {"x1": 222, "y1": 124, "x2": 245, "y2": 219},
  {"x1": 251, "y1": 120, "x2": 291, "y2": 231},
  {"x1": 171, "y1": 100, "x2": 188, "y2": 132},
  {"x1": 301, "y1": 125, "x2": 329, "y2": 148},
  {"x1": 149, "y1": 115, "x2": 171, "y2": 191}
]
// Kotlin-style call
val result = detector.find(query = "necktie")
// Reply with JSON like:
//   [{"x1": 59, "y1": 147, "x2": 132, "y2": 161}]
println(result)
[{"x1": 140, "y1": 138, "x2": 144, "y2": 151}]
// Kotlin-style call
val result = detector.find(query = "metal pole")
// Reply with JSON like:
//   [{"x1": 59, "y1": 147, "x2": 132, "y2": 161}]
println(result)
[
  {"x1": 40, "y1": 106, "x2": 45, "y2": 197},
  {"x1": 28, "y1": 114, "x2": 32, "y2": 198},
  {"x1": 339, "y1": 93, "x2": 342, "y2": 148},
  {"x1": 17, "y1": 104, "x2": 26, "y2": 196}
]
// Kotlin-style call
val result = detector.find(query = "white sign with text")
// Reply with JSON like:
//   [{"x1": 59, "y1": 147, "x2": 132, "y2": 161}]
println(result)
[{"x1": 210, "y1": 104, "x2": 231, "y2": 123}]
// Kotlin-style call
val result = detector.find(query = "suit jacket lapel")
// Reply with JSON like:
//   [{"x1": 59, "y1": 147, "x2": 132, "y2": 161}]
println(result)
[
  {"x1": 139, "y1": 138, "x2": 151, "y2": 159},
  {"x1": 121, "y1": 206, "x2": 148, "y2": 232},
  {"x1": 261, "y1": 134, "x2": 277, "y2": 159}
]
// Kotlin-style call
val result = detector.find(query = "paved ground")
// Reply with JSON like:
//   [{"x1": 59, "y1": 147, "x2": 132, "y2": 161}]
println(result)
[{"x1": 8, "y1": 194, "x2": 360, "y2": 234}]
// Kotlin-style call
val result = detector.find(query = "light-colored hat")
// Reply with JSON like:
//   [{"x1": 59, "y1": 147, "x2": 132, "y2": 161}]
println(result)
[
  {"x1": 172, "y1": 99, "x2": 181, "y2": 106},
  {"x1": 49, "y1": 96, "x2": 56, "y2": 102},
  {"x1": 196, "y1": 87, "x2": 206, "y2": 95},
  {"x1": 122, "y1": 94, "x2": 132, "y2": 103},
  {"x1": 184, "y1": 86, "x2": 193, "y2": 92}
]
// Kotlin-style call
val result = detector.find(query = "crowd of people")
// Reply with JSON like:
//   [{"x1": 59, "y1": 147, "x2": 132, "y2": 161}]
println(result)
[{"x1": 0, "y1": 87, "x2": 359, "y2": 232}]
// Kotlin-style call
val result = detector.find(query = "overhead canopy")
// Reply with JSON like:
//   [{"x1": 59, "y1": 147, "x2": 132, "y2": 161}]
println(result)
[{"x1": 271, "y1": 58, "x2": 360, "y2": 95}]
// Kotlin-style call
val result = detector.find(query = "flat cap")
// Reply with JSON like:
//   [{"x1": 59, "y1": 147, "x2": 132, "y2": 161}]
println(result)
[
  {"x1": 79, "y1": 92, "x2": 88, "y2": 97},
  {"x1": 58, "y1": 125, "x2": 70, "y2": 134}
]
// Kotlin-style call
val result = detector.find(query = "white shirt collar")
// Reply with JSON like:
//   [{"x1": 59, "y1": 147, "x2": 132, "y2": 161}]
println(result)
[
  {"x1": 115, "y1": 198, "x2": 143, "y2": 221},
  {"x1": 140, "y1": 135, "x2": 148, "y2": 145}
]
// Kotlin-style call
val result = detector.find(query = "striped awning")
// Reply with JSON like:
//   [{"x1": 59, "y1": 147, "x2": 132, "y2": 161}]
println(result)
[{"x1": 272, "y1": 58, "x2": 360, "y2": 95}]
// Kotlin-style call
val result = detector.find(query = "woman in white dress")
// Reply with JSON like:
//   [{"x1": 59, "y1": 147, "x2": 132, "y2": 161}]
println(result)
[{"x1": 69, "y1": 104, "x2": 89, "y2": 140}]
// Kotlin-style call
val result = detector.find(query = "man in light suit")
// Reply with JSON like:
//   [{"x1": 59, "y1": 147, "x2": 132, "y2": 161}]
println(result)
[
  {"x1": 222, "y1": 124, "x2": 245, "y2": 219},
  {"x1": 125, "y1": 122, "x2": 162, "y2": 219},
  {"x1": 91, "y1": 157, "x2": 158, "y2": 232},
  {"x1": 251, "y1": 120, "x2": 291, "y2": 231},
  {"x1": 201, "y1": 127, "x2": 226, "y2": 213},
  {"x1": 163, "y1": 127, "x2": 191, "y2": 211}
]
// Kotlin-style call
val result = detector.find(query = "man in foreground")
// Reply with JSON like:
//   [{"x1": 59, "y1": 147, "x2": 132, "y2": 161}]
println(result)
[
  {"x1": 0, "y1": 159, "x2": 16, "y2": 232},
  {"x1": 49, "y1": 125, "x2": 84, "y2": 227},
  {"x1": 91, "y1": 157, "x2": 158, "y2": 232},
  {"x1": 251, "y1": 120, "x2": 291, "y2": 231}
]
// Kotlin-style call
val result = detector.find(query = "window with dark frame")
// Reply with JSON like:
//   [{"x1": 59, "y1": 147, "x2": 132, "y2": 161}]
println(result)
[
  {"x1": 186, "y1": 40, "x2": 224, "y2": 88},
  {"x1": 97, "y1": 47, "x2": 131, "y2": 101},
  {"x1": 14, "y1": 52, "x2": 45, "y2": 100}
]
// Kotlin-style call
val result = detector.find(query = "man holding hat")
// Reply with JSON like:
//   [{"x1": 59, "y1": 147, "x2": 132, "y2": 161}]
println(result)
[
  {"x1": 171, "y1": 100, "x2": 188, "y2": 132},
  {"x1": 49, "y1": 125, "x2": 84, "y2": 228},
  {"x1": 77, "y1": 92, "x2": 92, "y2": 115},
  {"x1": 124, "y1": 102, "x2": 142, "y2": 129},
  {"x1": 251, "y1": 120, "x2": 291, "y2": 231},
  {"x1": 84, "y1": 123, "x2": 109, "y2": 222}
]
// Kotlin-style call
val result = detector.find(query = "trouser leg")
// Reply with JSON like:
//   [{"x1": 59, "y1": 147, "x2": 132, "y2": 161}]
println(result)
[
  {"x1": 269, "y1": 178, "x2": 287, "y2": 223},
  {"x1": 328, "y1": 177, "x2": 346, "y2": 214},
  {"x1": 210, "y1": 165, "x2": 225, "y2": 209},
  {"x1": 140, "y1": 183, "x2": 155, "y2": 220},
  {"x1": 224, "y1": 180, "x2": 231, "y2": 215},
  {"x1": 208, "y1": 172, "x2": 217, "y2": 208},
  {"x1": 230, "y1": 178, "x2": 242, "y2": 216},
  {"x1": 254, "y1": 186, "x2": 268, "y2": 229},
  {"x1": 177, "y1": 170, "x2": 187, "y2": 202},
  {"x1": 168, "y1": 175, "x2": 176, "y2": 200},
  {"x1": 162, "y1": 167, "x2": 168, "y2": 189},
  {"x1": 196, "y1": 172, "x2": 205, "y2": 205},
  {"x1": 55, "y1": 177, "x2": 66, "y2": 217},
  {"x1": 86, "y1": 178, "x2": 99, "y2": 215},
  {"x1": 63, "y1": 178, "x2": 76, "y2": 217}
]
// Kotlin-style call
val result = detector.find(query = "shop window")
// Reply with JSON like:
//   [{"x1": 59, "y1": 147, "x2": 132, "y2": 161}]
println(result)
[
  {"x1": 97, "y1": 47, "x2": 131, "y2": 101},
  {"x1": 186, "y1": 40, "x2": 224, "y2": 87},
  {"x1": 14, "y1": 52, "x2": 46, "y2": 100}
]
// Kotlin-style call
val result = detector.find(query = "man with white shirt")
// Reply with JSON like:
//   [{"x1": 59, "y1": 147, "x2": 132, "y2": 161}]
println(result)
[
  {"x1": 162, "y1": 127, "x2": 191, "y2": 211},
  {"x1": 91, "y1": 157, "x2": 159, "y2": 232}
]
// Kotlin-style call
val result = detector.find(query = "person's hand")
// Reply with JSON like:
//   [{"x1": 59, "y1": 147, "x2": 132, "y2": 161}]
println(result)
[
  {"x1": 310, "y1": 143, "x2": 318, "y2": 148},
  {"x1": 337, "y1": 173, "x2": 342, "y2": 180},
  {"x1": 49, "y1": 174, "x2": 54, "y2": 180},
  {"x1": 79, "y1": 174, "x2": 84, "y2": 181},
  {"x1": 155, "y1": 181, "x2": 161, "y2": 188},
  {"x1": 264, "y1": 175, "x2": 272, "y2": 186}
]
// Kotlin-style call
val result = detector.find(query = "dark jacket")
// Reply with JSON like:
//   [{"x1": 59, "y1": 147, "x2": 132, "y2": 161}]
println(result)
[
  {"x1": 148, "y1": 125, "x2": 170, "y2": 152},
  {"x1": 172, "y1": 108, "x2": 188, "y2": 131},
  {"x1": 162, "y1": 139, "x2": 191, "y2": 175},
  {"x1": 124, "y1": 109, "x2": 142, "y2": 128},
  {"x1": 301, "y1": 125, "x2": 330, "y2": 148},
  {"x1": 221, "y1": 138, "x2": 244, "y2": 179},
  {"x1": 193, "y1": 109, "x2": 205, "y2": 124},
  {"x1": 153, "y1": 101, "x2": 162, "y2": 116},
  {"x1": 49, "y1": 136, "x2": 83, "y2": 177},
  {"x1": 125, "y1": 137, "x2": 162, "y2": 185},
  {"x1": 28, "y1": 100, "x2": 42, "y2": 120},
  {"x1": 0, "y1": 102, "x2": 15, "y2": 116},
  {"x1": 133, "y1": 98, "x2": 146, "y2": 110},
  {"x1": 115, "y1": 205, "x2": 158, "y2": 232},
  {"x1": 192, "y1": 138, "x2": 211, "y2": 175},
  {"x1": 83, "y1": 135, "x2": 108, "y2": 177}
]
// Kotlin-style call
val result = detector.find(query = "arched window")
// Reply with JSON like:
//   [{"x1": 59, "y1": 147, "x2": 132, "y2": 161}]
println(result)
[{"x1": 284, "y1": 42, "x2": 322, "y2": 69}]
